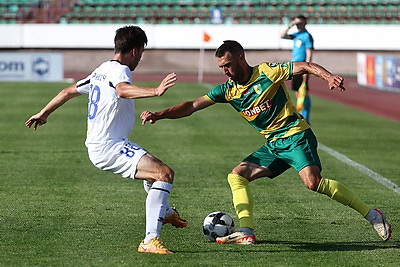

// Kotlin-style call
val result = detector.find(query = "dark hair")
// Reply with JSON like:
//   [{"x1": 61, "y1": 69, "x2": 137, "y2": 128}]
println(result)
[
  {"x1": 296, "y1": 15, "x2": 307, "y2": 22},
  {"x1": 114, "y1": 25, "x2": 148, "y2": 54},
  {"x1": 215, "y1": 40, "x2": 244, "y2": 57}
]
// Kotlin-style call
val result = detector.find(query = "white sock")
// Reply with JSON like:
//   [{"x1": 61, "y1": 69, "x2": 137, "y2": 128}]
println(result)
[
  {"x1": 239, "y1": 227, "x2": 255, "y2": 236},
  {"x1": 143, "y1": 181, "x2": 173, "y2": 244},
  {"x1": 365, "y1": 209, "x2": 378, "y2": 224},
  {"x1": 143, "y1": 180, "x2": 174, "y2": 217}
]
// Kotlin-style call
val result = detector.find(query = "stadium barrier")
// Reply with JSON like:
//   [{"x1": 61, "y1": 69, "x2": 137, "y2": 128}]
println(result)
[
  {"x1": 1, "y1": 24, "x2": 399, "y2": 78},
  {"x1": 0, "y1": 24, "x2": 399, "y2": 50},
  {"x1": 0, "y1": 52, "x2": 63, "y2": 82},
  {"x1": 357, "y1": 53, "x2": 400, "y2": 93}
]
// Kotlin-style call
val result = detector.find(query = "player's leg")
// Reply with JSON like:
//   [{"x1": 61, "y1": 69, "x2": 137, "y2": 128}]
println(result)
[
  {"x1": 216, "y1": 163, "x2": 275, "y2": 245},
  {"x1": 229, "y1": 161, "x2": 275, "y2": 231},
  {"x1": 135, "y1": 152, "x2": 175, "y2": 253},
  {"x1": 292, "y1": 130, "x2": 392, "y2": 241},
  {"x1": 93, "y1": 141, "x2": 175, "y2": 253},
  {"x1": 300, "y1": 166, "x2": 392, "y2": 241},
  {"x1": 143, "y1": 180, "x2": 172, "y2": 217},
  {"x1": 316, "y1": 174, "x2": 392, "y2": 241},
  {"x1": 288, "y1": 129, "x2": 367, "y2": 214},
  {"x1": 300, "y1": 165, "x2": 370, "y2": 215},
  {"x1": 216, "y1": 169, "x2": 258, "y2": 245},
  {"x1": 300, "y1": 91, "x2": 311, "y2": 123},
  {"x1": 292, "y1": 74, "x2": 302, "y2": 105},
  {"x1": 293, "y1": 74, "x2": 311, "y2": 123},
  {"x1": 143, "y1": 180, "x2": 172, "y2": 220},
  {"x1": 301, "y1": 75, "x2": 311, "y2": 124},
  {"x1": 143, "y1": 180, "x2": 187, "y2": 228},
  {"x1": 292, "y1": 74, "x2": 302, "y2": 92},
  {"x1": 217, "y1": 146, "x2": 290, "y2": 245}
]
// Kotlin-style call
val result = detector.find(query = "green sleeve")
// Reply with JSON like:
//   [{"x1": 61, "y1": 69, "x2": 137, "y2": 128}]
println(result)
[{"x1": 206, "y1": 84, "x2": 228, "y2": 103}]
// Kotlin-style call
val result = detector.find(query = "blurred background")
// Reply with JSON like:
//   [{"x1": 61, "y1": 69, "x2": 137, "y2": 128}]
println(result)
[
  {"x1": 0, "y1": 0, "x2": 399, "y2": 88},
  {"x1": 1, "y1": 0, "x2": 398, "y2": 25}
]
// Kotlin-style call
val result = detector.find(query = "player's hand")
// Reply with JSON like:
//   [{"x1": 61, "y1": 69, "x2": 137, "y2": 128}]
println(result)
[
  {"x1": 154, "y1": 72, "x2": 177, "y2": 96},
  {"x1": 329, "y1": 75, "x2": 345, "y2": 92},
  {"x1": 140, "y1": 111, "x2": 158, "y2": 125},
  {"x1": 25, "y1": 114, "x2": 47, "y2": 130},
  {"x1": 290, "y1": 18, "x2": 301, "y2": 27}
]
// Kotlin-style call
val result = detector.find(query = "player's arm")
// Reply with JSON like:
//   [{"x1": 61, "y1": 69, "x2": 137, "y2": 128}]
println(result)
[
  {"x1": 293, "y1": 62, "x2": 345, "y2": 91},
  {"x1": 140, "y1": 96, "x2": 214, "y2": 125},
  {"x1": 280, "y1": 18, "x2": 299, "y2": 39},
  {"x1": 116, "y1": 72, "x2": 176, "y2": 99},
  {"x1": 25, "y1": 84, "x2": 81, "y2": 130}
]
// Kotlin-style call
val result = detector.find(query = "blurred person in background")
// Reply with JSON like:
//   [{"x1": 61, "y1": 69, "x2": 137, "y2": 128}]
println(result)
[{"x1": 281, "y1": 15, "x2": 314, "y2": 123}]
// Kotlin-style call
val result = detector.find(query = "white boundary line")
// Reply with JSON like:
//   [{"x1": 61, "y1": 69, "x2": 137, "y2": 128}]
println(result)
[{"x1": 319, "y1": 143, "x2": 400, "y2": 194}]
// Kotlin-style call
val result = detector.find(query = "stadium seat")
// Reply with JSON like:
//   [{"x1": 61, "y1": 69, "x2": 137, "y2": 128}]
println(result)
[{"x1": 2, "y1": 0, "x2": 397, "y2": 25}]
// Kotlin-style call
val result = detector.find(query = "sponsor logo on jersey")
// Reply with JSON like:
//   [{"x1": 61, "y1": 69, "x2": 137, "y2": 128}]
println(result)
[
  {"x1": 242, "y1": 84, "x2": 262, "y2": 95},
  {"x1": 253, "y1": 84, "x2": 262, "y2": 94},
  {"x1": 241, "y1": 99, "x2": 273, "y2": 118},
  {"x1": 269, "y1": 62, "x2": 289, "y2": 68}
]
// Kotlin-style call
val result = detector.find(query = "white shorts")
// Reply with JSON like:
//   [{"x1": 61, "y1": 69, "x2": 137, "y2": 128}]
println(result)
[{"x1": 87, "y1": 140, "x2": 147, "y2": 179}]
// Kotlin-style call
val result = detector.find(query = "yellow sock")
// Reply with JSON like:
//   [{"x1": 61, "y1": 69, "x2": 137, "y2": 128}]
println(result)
[
  {"x1": 227, "y1": 174, "x2": 254, "y2": 229},
  {"x1": 317, "y1": 178, "x2": 370, "y2": 217}
]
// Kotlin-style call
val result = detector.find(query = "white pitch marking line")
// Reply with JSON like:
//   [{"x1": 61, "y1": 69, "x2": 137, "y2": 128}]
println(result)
[{"x1": 319, "y1": 143, "x2": 400, "y2": 194}]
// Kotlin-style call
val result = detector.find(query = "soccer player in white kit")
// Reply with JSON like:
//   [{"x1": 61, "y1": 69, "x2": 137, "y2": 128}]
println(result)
[{"x1": 25, "y1": 26, "x2": 187, "y2": 254}]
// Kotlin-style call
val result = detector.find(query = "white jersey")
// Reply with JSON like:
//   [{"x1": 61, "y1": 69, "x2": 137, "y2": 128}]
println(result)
[
  {"x1": 76, "y1": 60, "x2": 146, "y2": 177},
  {"x1": 77, "y1": 60, "x2": 134, "y2": 145}
]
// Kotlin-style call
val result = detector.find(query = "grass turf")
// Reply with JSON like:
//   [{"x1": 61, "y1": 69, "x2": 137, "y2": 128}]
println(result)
[{"x1": 0, "y1": 81, "x2": 399, "y2": 266}]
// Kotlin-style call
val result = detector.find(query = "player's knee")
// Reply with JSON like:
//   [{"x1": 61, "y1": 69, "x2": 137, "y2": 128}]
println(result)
[
  {"x1": 300, "y1": 165, "x2": 321, "y2": 191},
  {"x1": 157, "y1": 165, "x2": 174, "y2": 184},
  {"x1": 305, "y1": 180, "x2": 320, "y2": 191},
  {"x1": 302, "y1": 175, "x2": 321, "y2": 191}
]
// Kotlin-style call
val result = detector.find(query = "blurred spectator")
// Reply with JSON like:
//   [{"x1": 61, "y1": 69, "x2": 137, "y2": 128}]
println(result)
[{"x1": 281, "y1": 15, "x2": 314, "y2": 123}]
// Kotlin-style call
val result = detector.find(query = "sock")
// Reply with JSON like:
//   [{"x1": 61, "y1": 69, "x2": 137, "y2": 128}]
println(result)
[
  {"x1": 317, "y1": 178, "x2": 370, "y2": 217},
  {"x1": 143, "y1": 180, "x2": 174, "y2": 217},
  {"x1": 227, "y1": 174, "x2": 255, "y2": 230},
  {"x1": 143, "y1": 181, "x2": 172, "y2": 244},
  {"x1": 364, "y1": 209, "x2": 376, "y2": 223},
  {"x1": 300, "y1": 95, "x2": 311, "y2": 124},
  {"x1": 239, "y1": 227, "x2": 255, "y2": 236}
]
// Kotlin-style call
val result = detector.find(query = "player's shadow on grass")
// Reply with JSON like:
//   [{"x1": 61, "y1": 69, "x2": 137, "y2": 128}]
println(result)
[
  {"x1": 177, "y1": 241, "x2": 399, "y2": 254},
  {"x1": 257, "y1": 240, "x2": 400, "y2": 251}
]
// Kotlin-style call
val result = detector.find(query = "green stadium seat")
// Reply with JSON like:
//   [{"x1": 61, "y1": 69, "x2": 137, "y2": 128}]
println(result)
[{"x1": 37, "y1": 0, "x2": 397, "y2": 25}]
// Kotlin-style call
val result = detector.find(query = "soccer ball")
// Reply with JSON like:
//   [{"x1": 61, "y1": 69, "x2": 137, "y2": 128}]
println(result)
[{"x1": 203, "y1": 211, "x2": 235, "y2": 242}]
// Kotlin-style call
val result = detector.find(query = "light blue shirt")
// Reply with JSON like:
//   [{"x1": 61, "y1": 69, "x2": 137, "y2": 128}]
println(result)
[{"x1": 290, "y1": 30, "x2": 314, "y2": 62}]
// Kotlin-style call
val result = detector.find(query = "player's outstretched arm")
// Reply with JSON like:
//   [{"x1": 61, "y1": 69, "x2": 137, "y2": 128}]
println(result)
[
  {"x1": 140, "y1": 96, "x2": 213, "y2": 125},
  {"x1": 25, "y1": 84, "x2": 81, "y2": 130},
  {"x1": 116, "y1": 72, "x2": 177, "y2": 99},
  {"x1": 293, "y1": 62, "x2": 345, "y2": 92}
]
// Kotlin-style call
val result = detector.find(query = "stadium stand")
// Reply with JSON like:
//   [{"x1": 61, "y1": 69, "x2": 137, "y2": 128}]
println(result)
[{"x1": 0, "y1": 0, "x2": 399, "y2": 25}]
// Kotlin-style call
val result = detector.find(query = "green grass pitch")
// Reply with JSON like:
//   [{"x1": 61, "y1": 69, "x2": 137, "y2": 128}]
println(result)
[{"x1": 0, "y1": 81, "x2": 399, "y2": 266}]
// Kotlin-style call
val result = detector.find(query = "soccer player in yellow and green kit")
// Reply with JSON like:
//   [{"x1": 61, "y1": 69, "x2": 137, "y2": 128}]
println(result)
[{"x1": 140, "y1": 40, "x2": 392, "y2": 244}]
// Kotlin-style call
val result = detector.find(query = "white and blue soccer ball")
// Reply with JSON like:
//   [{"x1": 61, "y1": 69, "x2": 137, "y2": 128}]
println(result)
[{"x1": 203, "y1": 211, "x2": 235, "y2": 242}]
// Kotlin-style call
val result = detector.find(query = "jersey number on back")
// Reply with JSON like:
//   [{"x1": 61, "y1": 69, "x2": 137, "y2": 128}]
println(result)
[{"x1": 88, "y1": 85, "x2": 100, "y2": 120}]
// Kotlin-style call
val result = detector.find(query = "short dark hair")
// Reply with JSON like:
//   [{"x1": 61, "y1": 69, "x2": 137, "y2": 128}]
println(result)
[
  {"x1": 296, "y1": 15, "x2": 307, "y2": 22},
  {"x1": 114, "y1": 25, "x2": 148, "y2": 54},
  {"x1": 215, "y1": 40, "x2": 244, "y2": 57}
]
